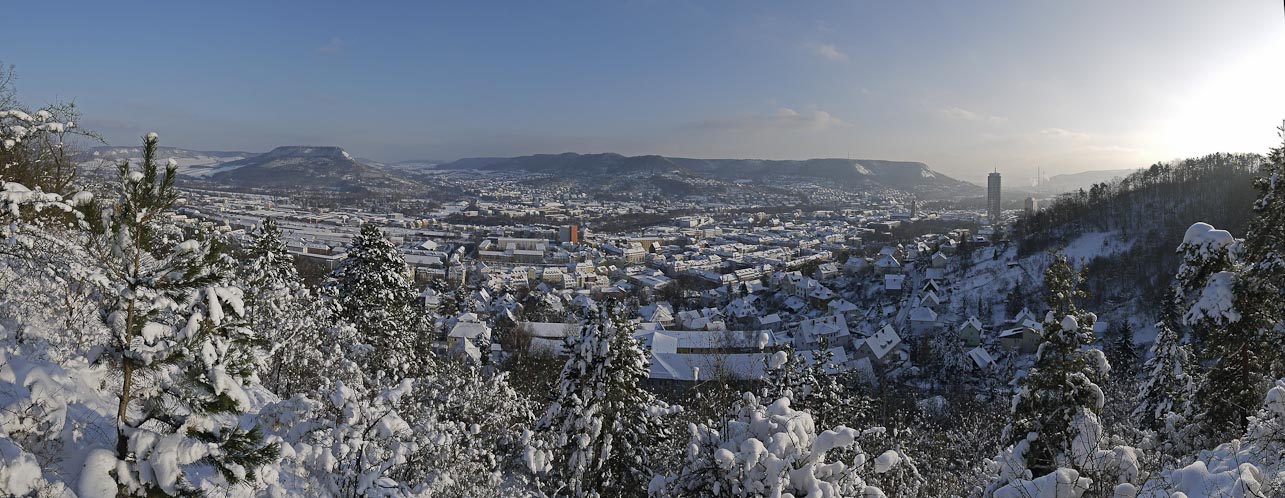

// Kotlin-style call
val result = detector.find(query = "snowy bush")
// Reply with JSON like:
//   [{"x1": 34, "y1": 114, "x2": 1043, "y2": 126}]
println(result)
[{"x1": 651, "y1": 392, "x2": 886, "y2": 497}]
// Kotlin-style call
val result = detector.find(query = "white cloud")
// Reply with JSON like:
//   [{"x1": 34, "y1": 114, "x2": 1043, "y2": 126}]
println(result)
[
  {"x1": 1039, "y1": 127, "x2": 1091, "y2": 140},
  {"x1": 691, "y1": 107, "x2": 848, "y2": 133},
  {"x1": 806, "y1": 43, "x2": 848, "y2": 62},
  {"x1": 316, "y1": 37, "x2": 346, "y2": 55},
  {"x1": 939, "y1": 106, "x2": 1007, "y2": 124}
]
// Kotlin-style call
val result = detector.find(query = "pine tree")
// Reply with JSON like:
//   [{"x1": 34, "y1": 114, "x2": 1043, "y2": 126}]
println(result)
[
  {"x1": 1132, "y1": 322, "x2": 1196, "y2": 456},
  {"x1": 1236, "y1": 127, "x2": 1285, "y2": 345},
  {"x1": 530, "y1": 304, "x2": 678, "y2": 497},
  {"x1": 1174, "y1": 220, "x2": 1271, "y2": 442},
  {"x1": 82, "y1": 133, "x2": 278, "y2": 495},
  {"x1": 992, "y1": 253, "x2": 1118, "y2": 491},
  {"x1": 328, "y1": 223, "x2": 430, "y2": 383},
  {"x1": 1104, "y1": 321, "x2": 1139, "y2": 381},
  {"x1": 241, "y1": 217, "x2": 330, "y2": 395}
]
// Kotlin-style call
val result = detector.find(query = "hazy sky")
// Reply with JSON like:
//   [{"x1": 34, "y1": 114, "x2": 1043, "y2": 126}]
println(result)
[{"x1": 5, "y1": 1, "x2": 1284, "y2": 183}]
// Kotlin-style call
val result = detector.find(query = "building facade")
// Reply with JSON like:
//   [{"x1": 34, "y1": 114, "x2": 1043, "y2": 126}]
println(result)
[{"x1": 987, "y1": 171, "x2": 1002, "y2": 225}]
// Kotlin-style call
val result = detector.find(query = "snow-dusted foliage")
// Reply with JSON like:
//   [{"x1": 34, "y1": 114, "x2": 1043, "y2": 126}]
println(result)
[
  {"x1": 240, "y1": 217, "x2": 334, "y2": 395},
  {"x1": 650, "y1": 392, "x2": 886, "y2": 497},
  {"x1": 79, "y1": 134, "x2": 278, "y2": 495},
  {"x1": 1136, "y1": 379, "x2": 1285, "y2": 497},
  {"x1": 1133, "y1": 322, "x2": 1196, "y2": 458},
  {"x1": 1174, "y1": 219, "x2": 1279, "y2": 443},
  {"x1": 0, "y1": 103, "x2": 84, "y2": 197},
  {"x1": 989, "y1": 253, "x2": 1144, "y2": 497},
  {"x1": 530, "y1": 306, "x2": 680, "y2": 496},
  {"x1": 327, "y1": 223, "x2": 432, "y2": 383}
]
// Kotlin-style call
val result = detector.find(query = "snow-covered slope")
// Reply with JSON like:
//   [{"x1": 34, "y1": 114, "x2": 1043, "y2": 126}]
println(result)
[{"x1": 79, "y1": 146, "x2": 257, "y2": 177}]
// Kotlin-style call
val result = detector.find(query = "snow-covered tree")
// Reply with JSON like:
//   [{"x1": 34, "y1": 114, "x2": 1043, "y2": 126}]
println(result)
[
  {"x1": 328, "y1": 223, "x2": 431, "y2": 383},
  {"x1": 529, "y1": 305, "x2": 680, "y2": 496},
  {"x1": 1132, "y1": 322, "x2": 1196, "y2": 459},
  {"x1": 989, "y1": 253, "x2": 1142, "y2": 497},
  {"x1": 76, "y1": 133, "x2": 279, "y2": 496},
  {"x1": 762, "y1": 345, "x2": 805, "y2": 404},
  {"x1": 649, "y1": 392, "x2": 886, "y2": 498},
  {"x1": 799, "y1": 344, "x2": 873, "y2": 431},
  {"x1": 1235, "y1": 127, "x2": 1285, "y2": 353},
  {"x1": 241, "y1": 217, "x2": 332, "y2": 395},
  {"x1": 1175, "y1": 221, "x2": 1274, "y2": 443}
]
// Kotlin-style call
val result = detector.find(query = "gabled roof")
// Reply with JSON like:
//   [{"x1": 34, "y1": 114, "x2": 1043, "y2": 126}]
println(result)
[
  {"x1": 967, "y1": 346, "x2": 996, "y2": 369},
  {"x1": 908, "y1": 307, "x2": 938, "y2": 322},
  {"x1": 959, "y1": 316, "x2": 984, "y2": 332},
  {"x1": 860, "y1": 324, "x2": 902, "y2": 360},
  {"x1": 874, "y1": 254, "x2": 901, "y2": 268},
  {"x1": 448, "y1": 321, "x2": 491, "y2": 340}
]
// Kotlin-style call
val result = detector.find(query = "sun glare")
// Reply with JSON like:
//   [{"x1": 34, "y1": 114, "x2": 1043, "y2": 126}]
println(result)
[{"x1": 1162, "y1": 31, "x2": 1285, "y2": 158}]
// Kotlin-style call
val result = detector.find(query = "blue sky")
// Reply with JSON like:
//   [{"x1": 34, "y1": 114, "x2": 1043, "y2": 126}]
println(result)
[{"x1": 5, "y1": 1, "x2": 1283, "y2": 182}]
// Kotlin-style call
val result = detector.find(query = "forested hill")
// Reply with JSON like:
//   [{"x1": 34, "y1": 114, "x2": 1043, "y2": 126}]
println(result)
[{"x1": 1014, "y1": 152, "x2": 1264, "y2": 315}]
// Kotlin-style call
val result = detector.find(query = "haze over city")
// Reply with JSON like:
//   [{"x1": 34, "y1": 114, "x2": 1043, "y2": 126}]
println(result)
[{"x1": 6, "y1": 0, "x2": 1283, "y2": 183}]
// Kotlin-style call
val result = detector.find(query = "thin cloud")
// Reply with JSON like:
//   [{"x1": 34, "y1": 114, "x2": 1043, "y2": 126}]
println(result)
[
  {"x1": 691, "y1": 107, "x2": 849, "y2": 133},
  {"x1": 940, "y1": 106, "x2": 1007, "y2": 124},
  {"x1": 316, "y1": 37, "x2": 346, "y2": 55},
  {"x1": 1039, "y1": 127, "x2": 1091, "y2": 140},
  {"x1": 806, "y1": 42, "x2": 848, "y2": 62}
]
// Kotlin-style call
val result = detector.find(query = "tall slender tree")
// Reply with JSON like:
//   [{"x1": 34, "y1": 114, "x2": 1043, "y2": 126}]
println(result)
[
  {"x1": 83, "y1": 133, "x2": 278, "y2": 495},
  {"x1": 991, "y1": 253, "x2": 1126, "y2": 495},
  {"x1": 241, "y1": 217, "x2": 332, "y2": 394}
]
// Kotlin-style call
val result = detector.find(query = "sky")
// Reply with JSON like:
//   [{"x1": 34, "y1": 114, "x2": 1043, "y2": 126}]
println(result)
[{"x1": 4, "y1": 0, "x2": 1284, "y2": 184}]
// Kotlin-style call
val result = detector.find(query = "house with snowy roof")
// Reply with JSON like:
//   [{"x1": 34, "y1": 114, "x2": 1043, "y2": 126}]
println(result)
[
  {"x1": 448, "y1": 335, "x2": 483, "y2": 364},
  {"x1": 939, "y1": 238, "x2": 958, "y2": 254},
  {"x1": 793, "y1": 314, "x2": 852, "y2": 349},
  {"x1": 884, "y1": 274, "x2": 905, "y2": 294},
  {"x1": 420, "y1": 286, "x2": 440, "y2": 309},
  {"x1": 931, "y1": 251, "x2": 949, "y2": 269},
  {"x1": 781, "y1": 295, "x2": 808, "y2": 314},
  {"x1": 967, "y1": 346, "x2": 997, "y2": 371},
  {"x1": 796, "y1": 346, "x2": 853, "y2": 374},
  {"x1": 447, "y1": 318, "x2": 492, "y2": 359},
  {"x1": 854, "y1": 324, "x2": 903, "y2": 365},
  {"x1": 873, "y1": 254, "x2": 903, "y2": 274},
  {"x1": 957, "y1": 317, "x2": 985, "y2": 347},
  {"x1": 511, "y1": 321, "x2": 580, "y2": 356},
  {"x1": 826, "y1": 298, "x2": 861, "y2": 320},
  {"x1": 640, "y1": 302, "x2": 676, "y2": 328},
  {"x1": 645, "y1": 352, "x2": 771, "y2": 384},
  {"x1": 813, "y1": 262, "x2": 841, "y2": 281},
  {"x1": 908, "y1": 307, "x2": 939, "y2": 335},
  {"x1": 843, "y1": 257, "x2": 870, "y2": 276},
  {"x1": 917, "y1": 291, "x2": 943, "y2": 310},
  {"x1": 634, "y1": 329, "x2": 774, "y2": 355},
  {"x1": 676, "y1": 308, "x2": 725, "y2": 330},
  {"x1": 806, "y1": 285, "x2": 836, "y2": 308},
  {"x1": 998, "y1": 326, "x2": 1042, "y2": 354},
  {"x1": 755, "y1": 313, "x2": 784, "y2": 332},
  {"x1": 724, "y1": 296, "x2": 761, "y2": 323}
]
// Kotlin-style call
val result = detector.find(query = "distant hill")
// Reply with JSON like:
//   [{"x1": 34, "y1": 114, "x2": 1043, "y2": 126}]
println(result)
[
  {"x1": 435, "y1": 152, "x2": 979, "y2": 197},
  {"x1": 210, "y1": 146, "x2": 413, "y2": 191},
  {"x1": 79, "y1": 146, "x2": 257, "y2": 177},
  {"x1": 1034, "y1": 168, "x2": 1141, "y2": 195},
  {"x1": 1014, "y1": 153, "x2": 1263, "y2": 323}
]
